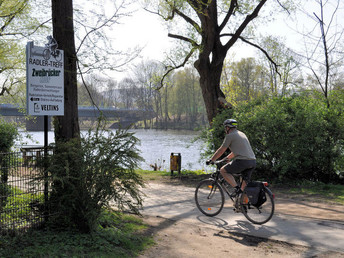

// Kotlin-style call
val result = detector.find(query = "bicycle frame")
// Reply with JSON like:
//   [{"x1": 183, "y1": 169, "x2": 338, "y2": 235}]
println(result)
[
  {"x1": 195, "y1": 159, "x2": 275, "y2": 224},
  {"x1": 211, "y1": 161, "x2": 243, "y2": 204}
]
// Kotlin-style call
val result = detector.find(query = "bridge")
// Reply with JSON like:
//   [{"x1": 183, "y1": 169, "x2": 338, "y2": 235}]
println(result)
[{"x1": 0, "y1": 104, "x2": 156, "y2": 131}]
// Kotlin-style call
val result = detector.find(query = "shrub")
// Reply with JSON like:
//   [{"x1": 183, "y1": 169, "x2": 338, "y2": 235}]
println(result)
[
  {"x1": 0, "y1": 120, "x2": 18, "y2": 153},
  {"x1": 47, "y1": 124, "x2": 144, "y2": 232},
  {"x1": 0, "y1": 120, "x2": 19, "y2": 209},
  {"x1": 206, "y1": 92, "x2": 344, "y2": 183}
]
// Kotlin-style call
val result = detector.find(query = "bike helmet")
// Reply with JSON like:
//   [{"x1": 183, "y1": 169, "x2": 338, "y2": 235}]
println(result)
[{"x1": 223, "y1": 119, "x2": 237, "y2": 128}]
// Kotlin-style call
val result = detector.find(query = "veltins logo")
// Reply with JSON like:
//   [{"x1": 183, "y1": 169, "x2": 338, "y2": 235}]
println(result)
[{"x1": 34, "y1": 103, "x2": 40, "y2": 113}]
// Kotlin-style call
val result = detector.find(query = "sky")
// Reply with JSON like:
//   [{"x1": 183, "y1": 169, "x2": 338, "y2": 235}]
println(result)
[
  {"x1": 91, "y1": 0, "x2": 344, "y2": 81},
  {"x1": 108, "y1": 2, "x2": 293, "y2": 80},
  {"x1": 114, "y1": 7, "x2": 171, "y2": 61}
]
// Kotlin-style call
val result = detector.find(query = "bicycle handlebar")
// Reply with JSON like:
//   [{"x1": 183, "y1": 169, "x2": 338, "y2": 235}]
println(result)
[{"x1": 206, "y1": 158, "x2": 229, "y2": 166}]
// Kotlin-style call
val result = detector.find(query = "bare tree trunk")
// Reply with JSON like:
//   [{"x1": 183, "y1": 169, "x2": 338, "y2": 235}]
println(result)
[{"x1": 52, "y1": 0, "x2": 80, "y2": 141}]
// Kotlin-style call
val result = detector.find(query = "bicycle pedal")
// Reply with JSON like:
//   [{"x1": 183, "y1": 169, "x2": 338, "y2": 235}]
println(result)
[{"x1": 233, "y1": 208, "x2": 241, "y2": 213}]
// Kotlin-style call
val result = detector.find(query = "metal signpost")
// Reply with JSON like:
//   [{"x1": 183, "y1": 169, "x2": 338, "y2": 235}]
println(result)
[{"x1": 26, "y1": 37, "x2": 64, "y2": 215}]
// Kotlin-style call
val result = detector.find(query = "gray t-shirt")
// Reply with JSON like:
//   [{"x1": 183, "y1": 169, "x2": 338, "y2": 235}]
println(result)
[{"x1": 221, "y1": 129, "x2": 256, "y2": 160}]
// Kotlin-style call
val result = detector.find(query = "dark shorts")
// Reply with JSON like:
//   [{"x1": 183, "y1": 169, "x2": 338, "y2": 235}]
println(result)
[{"x1": 223, "y1": 159, "x2": 256, "y2": 182}]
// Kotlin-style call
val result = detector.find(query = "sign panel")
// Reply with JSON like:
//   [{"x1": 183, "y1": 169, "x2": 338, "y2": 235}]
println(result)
[{"x1": 26, "y1": 39, "x2": 64, "y2": 116}]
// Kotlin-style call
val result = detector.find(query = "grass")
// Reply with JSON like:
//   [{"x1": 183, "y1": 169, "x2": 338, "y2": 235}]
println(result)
[
  {"x1": 0, "y1": 210, "x2": 154, "y2": 258},
  {"x1": 1, "y1": 169, "x2": 343, "y2": 257},
  {"x1": 0, "y1": 186, "x2": 44, "y2": 230},
  {"x1": 138, "y1": 169, "x2": 344, "y2": 205},
  {"x1": 137, "y1": 168, "x2": 208, "y2": 181},
  {"x1": 286, "y1": 181, "x2": 344, "y2": 205}
]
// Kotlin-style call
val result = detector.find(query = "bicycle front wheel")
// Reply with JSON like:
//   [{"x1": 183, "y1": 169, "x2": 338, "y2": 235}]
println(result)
[
  {"x1": 240, "y1": 188, "x2": 274, "y2": 224},
  {"x1": 43, "y1": 48, "x2": 50, "y2": 60},
  {"x1": 195, "y1": 179, "x2": 225, "y2": 217}
]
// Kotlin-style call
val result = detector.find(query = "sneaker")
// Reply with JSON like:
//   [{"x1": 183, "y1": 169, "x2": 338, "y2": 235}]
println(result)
[
  {"x1": 233, "y1": 196, "x2": 241, "y2": 213},
  {"x1": 230, "y1": 187, "x2": 242, "y2": 198}
]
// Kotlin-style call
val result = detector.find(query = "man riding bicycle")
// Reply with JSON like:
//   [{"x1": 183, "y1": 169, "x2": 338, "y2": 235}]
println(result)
[
  {"x1": 207, "y1": 119, "x2": 256, "y2": 197},
  {"x1": 46, "y1": 35, "x2": 58, "y2": 53}
]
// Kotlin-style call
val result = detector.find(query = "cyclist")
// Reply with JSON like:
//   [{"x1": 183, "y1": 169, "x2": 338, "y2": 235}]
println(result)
[
  {"x1": 46, "y1": 35, "x2": 58, "y2": 53},
  {"x1": 206, "y1": 119, "x2": 256, "y2": 197}
]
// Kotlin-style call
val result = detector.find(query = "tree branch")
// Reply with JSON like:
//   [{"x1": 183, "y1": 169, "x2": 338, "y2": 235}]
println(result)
[
  {"x1": 222, "y1": 33, "x2": 281, "y2": 78},
  {"x1": 76, "y1": 59, "x2": 101, "y2": 111},
  {"x1": 76, "y1": 11, "x2": 120, "y2": 55},
  {"x1": 314, "y1": 9, "x2": 329, "y2": 99},
  {"x1": 0, "y1": 1, "x2": 28, "y2": 35},
  {"x1": 219, "y1": 0, "x2": 238, "y2": 32},
  {"x1": 159, "y1": 47, "x2": 197, "y2": 90},
  {"x1": 168, "y1": 33, "x2": 199, "y2": 47},
  {"x1": 174, "y1": 8, "x2": 201, "y2": 33},
  {"x1": 224, "y1": 0, "x2": 267, "y2": 51},
  {"x1": 275, "y1": 0, "x2": 291, "y2": 15}
]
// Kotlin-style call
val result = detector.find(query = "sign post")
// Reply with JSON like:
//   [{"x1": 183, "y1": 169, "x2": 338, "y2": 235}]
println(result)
[{"x1": 26, "y1": 37, "x2": 64, "y2": 216}]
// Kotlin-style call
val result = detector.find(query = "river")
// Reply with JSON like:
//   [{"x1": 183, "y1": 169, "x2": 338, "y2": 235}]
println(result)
[{"x1": 17, "y1": 129, "x2": 207, "y2": 171}]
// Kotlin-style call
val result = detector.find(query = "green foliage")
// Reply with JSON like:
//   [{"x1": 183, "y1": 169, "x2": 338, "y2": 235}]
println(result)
[
  {"x1": 0, "y1": 120, "x2": 18, "y2": 209},
  {"x1": 200, "y1": 108, "x2": 234, "y2": 159},
  {"x1": 207, "y1": 92, "x2": 344, "y2": 183},
  {"x1": 169, "y1": 68, "x2": 206, "y2": 129},
  {"x1": 137, "y1": 168, "x2": 206, "y2": 181},
  {"x1": 0, "y1": 210, "x2": 153, "y2": 257},
  {"x1": 286, "y1": 181, "x2": 344, "y2": 204},
  {"x1": 0, "y1": 0, "x2": 46, "y2": 99},
  {"x1": 221, "y1": 57, "x2": 268, "y2": 107},
  {"x1": 0, "y1": 186, "x2": 44, "y2": 229},
  {"x1": 47, "y1": 124, "x2": 144, "y2": 233},
  {"x1": 0, "y1": 120, "x2": 18, "y2": 153}
]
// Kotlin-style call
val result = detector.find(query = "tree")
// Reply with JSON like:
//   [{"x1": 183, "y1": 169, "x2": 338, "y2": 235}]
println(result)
[
  {"x1": 132, "y1": 60, "x2": 164, "y2": 128},
  {"x1": 145, "y1": 0, "x2": 289, "y2": 123},
  {"x1": 258, "y1": 36, "x2": 302, "y2": 96},
  {"x1": 221, "y1": 57, "x2": 268, "y2": 106},
  {"x1": 298, "y1": 0, "x2": 344, "y2": 107},
  {"x1": 52, "y1": 0, "x2": 80, "y2": 141},
  {"x1": 74, "y1": 1, "x2": 142, "y2": 76},
  {"x1": 118, "y1": 78, "x2": 138, "y2": 109},
  {"x1": 170, "y1": 67, "x2": 206, "y2": 128},
  {"x1": 0, "y1": 0, "x2": 44, "y2": 99},
  {"x1": 78, "y1": 75, "x2": 113, "y2": 107}
]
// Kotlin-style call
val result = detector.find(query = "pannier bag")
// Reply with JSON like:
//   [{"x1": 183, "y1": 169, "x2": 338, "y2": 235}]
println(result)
[{"x1": 244, "y1": 181, "x2": 267, "y2": 207}]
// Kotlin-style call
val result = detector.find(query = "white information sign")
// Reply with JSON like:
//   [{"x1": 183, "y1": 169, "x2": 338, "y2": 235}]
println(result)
[{"x1": 26, "y1": 40, "x2": 64, "y2": 116}]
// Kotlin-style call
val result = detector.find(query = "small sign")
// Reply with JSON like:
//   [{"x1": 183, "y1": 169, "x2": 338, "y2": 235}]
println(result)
[{"x1": 26, "y1": 36, "x2": 64, "y2": 116}]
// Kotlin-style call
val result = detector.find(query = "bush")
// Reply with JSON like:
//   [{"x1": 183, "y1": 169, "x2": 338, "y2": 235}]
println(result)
[
  {"x1": 0, "y1": 120, "x2": 19, "y2": 209},
  {"x1": 47, "y1": 124, "x2": 144, "y2": 233},
  {"x1": 199, "y1": 108, "x2": 234, "y2": 160},
  {"x1": 207, "y1": 92, "x2": 344, "y2": 183},
  {"x1": 0, "y1": 120, "x2": 18, "y2": 153}
]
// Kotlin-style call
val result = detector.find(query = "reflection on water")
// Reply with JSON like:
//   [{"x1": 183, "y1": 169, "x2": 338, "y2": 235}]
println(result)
[{"x1": 17, "y1": 129, "x2": 206, "y2": 171}]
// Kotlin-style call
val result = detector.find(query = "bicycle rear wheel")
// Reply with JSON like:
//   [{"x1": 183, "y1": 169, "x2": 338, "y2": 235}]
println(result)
[
  {"x1": 240, "y1": 188, "x2": 274, "y2": 224},
  {"x1": 195, "y1": 179, "x2": 225, "y2": 216}
]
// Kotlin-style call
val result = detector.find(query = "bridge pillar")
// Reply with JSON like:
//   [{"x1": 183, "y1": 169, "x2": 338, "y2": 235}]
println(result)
[{"x1": 26, "y1": 116, "x2": 52, "y2": 131}]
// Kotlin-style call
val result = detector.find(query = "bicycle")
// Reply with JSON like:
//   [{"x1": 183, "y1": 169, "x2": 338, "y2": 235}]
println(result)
[
  {"x1": 43, "y1": 47, "x2": 62, "y2": 62},
  {"x1": 195, "y1": 159, "x2": 275, "y2": 224}
]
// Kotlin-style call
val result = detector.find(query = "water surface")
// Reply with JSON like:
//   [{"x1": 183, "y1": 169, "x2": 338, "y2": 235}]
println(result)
[{"x1": 17, "y1": 129, "x2": 206, "y2": 171}]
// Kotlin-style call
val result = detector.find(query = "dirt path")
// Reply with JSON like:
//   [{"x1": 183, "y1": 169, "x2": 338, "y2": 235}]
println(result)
[{"x1": 139, "y1": 182, "x2": 344, "y2": 258}]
